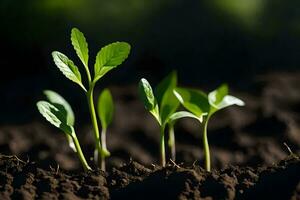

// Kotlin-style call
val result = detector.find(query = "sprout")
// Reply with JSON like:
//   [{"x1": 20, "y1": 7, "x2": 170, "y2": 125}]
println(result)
[
  {"x1": 37, "y1": 27, "x2": 131, "y2": 171},
  {"x1": 139, "y1": 72, "x2": 206, "y2": 166},
  {"x1": 37, "y1": 91, "x2": 91, "y2": 171},
  {"x1": 96, "y1": 88, "x2": 114, "y2": 171},
  {"x1": 174, "y1": 84, "x2": 245, "y2": 171}
]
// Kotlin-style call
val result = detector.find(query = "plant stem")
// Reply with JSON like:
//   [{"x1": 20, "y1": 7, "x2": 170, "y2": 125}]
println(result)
[
  {"x1": 72, "y1": 133, "x2": 91, "y2": 172},
  {"x1": 87, "y1": 84, "x2": 103, "y2": 170},
  {"x1": 168, "y1": 124, "x2": 176, "y2": 161},
  {"x1": 160, "y1": 126, "x2": 166, "y2": 167},
  {"x1": 100, "y1": 128, "x2": 109, "y2": 171},
  {"x1": 203, "y1": 117, "x2": 211, "y2": 171},
  {"x1": 83, "y1": 64, "x2": 92, "y2": 84}
]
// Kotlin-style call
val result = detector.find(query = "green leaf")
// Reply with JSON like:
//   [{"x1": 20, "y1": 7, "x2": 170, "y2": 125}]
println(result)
[
  {"x1": 138, "y1": 78, "x2": 160, "y2": 124},
  {"x1": 43, "y1": 90, "x2": 75, "y2": 126},
  {"x1": 208, "y1": 84, "x2": 228, "y2": 107},
  {"x1": 94, "y1": 42, "x2": 131, "y2": 82},
  {"x1": 52, "y1": 51, "x2": 86, "y2": 91},
  {"x1": 208, "y1": 84, "x2": 245, "y2": 111},
  {"x1": 43, "y1": 90, "x2": 77, "y2": 152},
  {"x1": 167, "y1": 111, "x2": 204, "y2": 124},
  {"x1": 174, "y1": 87, "x2": 209, "y2": 117},
  {"x1": 37, "y1": 101, "x2": 73, "y2": 135},
  {"x1": 155, "y1": 71, "x2": 179, "y2": 124},
  {"x1": 155, "y1": 71, "x2": 177, "y2": 106},
  {"x1": 71, "y1": 28, "x2": 89, "y2": 67},
  {"x1": 97, "y1": 89, "x2": 114, "y2": 129}
]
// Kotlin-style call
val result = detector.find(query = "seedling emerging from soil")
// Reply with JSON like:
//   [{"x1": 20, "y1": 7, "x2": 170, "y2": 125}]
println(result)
[
  {"x1": 95, "y1": 88, "x2": 114, "y2": 165},
  {"x1": 37, "y1": 90, "x2": 91, "y2": 171},
  {"x1": 38, "y1": 27, "x2": 130, "y2": 171},
  {"x1": 139, "y1": 72, "x2": 206, "y2": 166},
  {"x1": 174, "y1": 84, "x2": 245, "y2": 171}
]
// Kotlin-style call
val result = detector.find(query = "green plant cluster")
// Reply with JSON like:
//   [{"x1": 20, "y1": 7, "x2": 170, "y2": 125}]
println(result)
[{"x1": 37, "y1": 28, "x2": 244, "y2": 172}]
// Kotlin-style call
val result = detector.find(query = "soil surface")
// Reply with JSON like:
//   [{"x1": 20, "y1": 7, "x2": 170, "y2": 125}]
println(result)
[
  {"x1": 0, "y1": 154, "x2": 299, "y2": 200},
  {"x1": 0, "y1": 72, "x2": 300, "y2": 199}
]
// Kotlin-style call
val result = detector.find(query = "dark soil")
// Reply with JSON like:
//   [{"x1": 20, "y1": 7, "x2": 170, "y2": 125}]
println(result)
[
  {"x1": 0, "y1": 72, "x2": 300, "y2": 199},
  {"x1": 0, "y1": 154, "x2": 299, "y2": 200}
]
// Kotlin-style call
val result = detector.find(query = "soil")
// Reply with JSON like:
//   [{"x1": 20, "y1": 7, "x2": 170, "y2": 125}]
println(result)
[{"x1": 0, "y1": 72, "x2": 300, "y2": 199}]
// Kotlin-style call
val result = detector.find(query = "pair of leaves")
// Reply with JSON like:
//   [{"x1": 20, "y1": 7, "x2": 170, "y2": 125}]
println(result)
[
  {"x1": 97, "y1": 89, "x2": 114, "y2": 130},
  {"x1": 139, "y1": 71, "x2": 183, "y2": 126},
  {"x1": 37, "y1": 91, "x2": 76, "y2": 151},
  {"x1": 174, "y1": 84, "x2": 245, "y2": 120},
  {"x1": 208, "y1": 84, "x2": 245, "y2": 113},
  {"x1": 53, "y1": 28, "x2": 131, "y2": 91}
]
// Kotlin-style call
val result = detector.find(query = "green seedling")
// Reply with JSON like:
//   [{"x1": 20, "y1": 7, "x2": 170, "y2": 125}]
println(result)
[
  {"x1": 96, "y1": 88, "x2": 114, "y2": 170},
  {"x1": 138, "y1": 72, "x2": 206, "y2": 166},
  {"x1": 37, "y1": 90, "x2": 91, "y2": 171},
  {"x1": 174, "y1": 84, "x2": 245, "y2": 171},
  {"x1": 38, "y1": 27, "x2": 130, "y2": 171}
]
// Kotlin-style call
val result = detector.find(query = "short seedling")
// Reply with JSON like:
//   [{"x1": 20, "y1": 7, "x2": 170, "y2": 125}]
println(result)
[
  {"x1": 96, "y1": 88, "x2": 114, "y2": 168},
  {"x1": 37, "y1": 27, "x2": 130, "y2": 171},
  {"x1": 138, "y1": 72, "x2": 206, "y2": 166},
  {"x1": 37, "y1": 90, "x2": 91, "y2": 171},
  {"x1": 174, "y1": 84, "x2": 245, "y2": 171}
]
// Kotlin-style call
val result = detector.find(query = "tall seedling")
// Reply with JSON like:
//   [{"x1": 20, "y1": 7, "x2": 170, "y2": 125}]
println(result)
[
  {"x1": 174, "y1": 84, "x2": 245, "y2": 171},
  {"x1": 139, "y1": 72, "x2": 206, "y2": 166},
  {"x1": 38, "y1": 28, "x2": 130, "y2": 171}
]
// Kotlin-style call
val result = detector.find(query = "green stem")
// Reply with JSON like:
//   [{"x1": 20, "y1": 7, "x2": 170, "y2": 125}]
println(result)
[
  {"x1": 168, "y1": 124, "x2": 176, "y2": 161},
  {"x1": 100, "y1": 128, "x2": 109, "y2": 171},
  {"x1": 87, "y1": 84, "x2": 103, "y2": 170},
  {"x1": 72, "y1": 133, "x2": 91, "y2": 172},
  {"x1": 203, "y1": 117, "x2": 211, "y2": 171},
  {"x1": 160, "y1": 126, "x2": 166, "y2": 167},
  {"x1": 84, "y1": 64, "x2": 92, "y2": 84}
]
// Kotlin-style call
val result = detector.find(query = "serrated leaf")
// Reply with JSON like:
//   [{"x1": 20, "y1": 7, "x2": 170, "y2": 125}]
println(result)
[
  {"x1": 208, "y1": 84, "x2": 245, "y2": 111},
  {"x1": 155, "y1": 71, "x2": 179, "y2": 124},
  {"x1": 52, "y1": 51, "x2": 86, "y2": 91},
  {"x1": 174, "y1": 87, "x2": 209, "y2": 117},
  {"x1": 167, "y1": 111, "x2": 204, "y2": 124},
  {"x1": 37, "y1": 101, "x2": 73, "y2": 135},
  {"x1": 97, "y1": 89, "x2": 114, "y2": 129},
  {"x1": 71, "y1": 28, "x2": 89, "y2": 67},
  {"x1": 94, "y1": 42, "x2": 130, "y2": 82},
  {"x1": 138, "y1": 78, "x2": 160, "y2": 124},
  {"x1": 43, "y1": 90, "x2": 75, "y2": 126}
]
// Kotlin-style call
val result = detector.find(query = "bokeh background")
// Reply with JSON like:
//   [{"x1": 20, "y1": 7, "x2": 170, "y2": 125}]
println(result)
[{"x1": 1, "y1": 0, "x2": 300, "y2": 123}]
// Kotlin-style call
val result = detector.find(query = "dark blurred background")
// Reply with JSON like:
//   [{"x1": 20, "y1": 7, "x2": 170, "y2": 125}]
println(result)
[{"x1": 0, "y1": 0, "x2": 300, "y2": 123}]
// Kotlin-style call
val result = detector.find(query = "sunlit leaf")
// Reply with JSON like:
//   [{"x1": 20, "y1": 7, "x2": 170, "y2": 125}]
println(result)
[
  {"x1": 71, "y1": 28, "x2": 89, "y2": 67},
  {"x1": 94, "y1": 42, "x2": 130, "y2": 82},
  {"x1": 43, "y1": 90, "x2": 75, "y2": 126},
  {"x1": 138, "y1": 78, "x2": 160, "y2": 123},
  {"x1": 37, "y1": 101, "x2": 73, "y2": 135},
  {"x1": 174, "y1": 87, "x2": 209, "y2": 117},
  {"x1": 52, "y1": 51, "x2": 86, "y2": 91},
  {"x1": 43, "y1": 90, "x2": 76, "y2": 152},
  {"x1": 167, "y1": 111, "x2": 204, "y2": 124},
  {"x1": 208, "y1": 84, "x2": 245, "y2": 111},
  {"x1": 155, "y1": 71, "x2": 179, "y2": 124}
]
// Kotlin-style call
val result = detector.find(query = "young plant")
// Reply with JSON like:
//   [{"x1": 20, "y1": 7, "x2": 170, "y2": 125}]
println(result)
[
  {"x1": 37, "y1": 90, "x2": 91, "y2": 171},
  {"x1": 96, "y1": 88, "x2": 114, "y2": 171},
  {"x1": 138, "y1": 72, "x2": 206, "y2": 166},
  {"x1": 40, "y1": 27, "x2": 130, "y2": 171},
  {"x1": 174, "y1": 84, "x2": 245, "y2": 171}
]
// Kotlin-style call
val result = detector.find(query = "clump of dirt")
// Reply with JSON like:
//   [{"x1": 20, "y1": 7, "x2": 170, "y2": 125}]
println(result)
[{"x1": 0, "y1": 154, "x2": 299, "y2": 200}]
